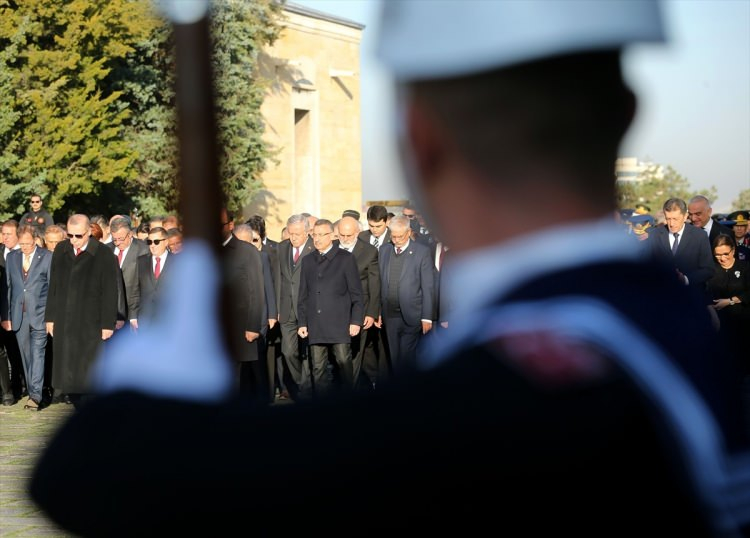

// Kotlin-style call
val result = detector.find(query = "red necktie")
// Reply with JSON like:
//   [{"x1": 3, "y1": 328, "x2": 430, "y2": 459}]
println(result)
[
  {"x1": 293, "y1": 247, "x2": 300, "y2": 264},
  {"x1": 117, "y1": 249, "x2": 124, "y2": 266},
  {"x1": 154, "y1": 257, "x2": 161, "y2": 279},
  {"x1": 396, "y1": 247, "x2": 402, "y2": 255},
  {"x1": 76, "y1": 248, "x2": 81, "y2": 256}
]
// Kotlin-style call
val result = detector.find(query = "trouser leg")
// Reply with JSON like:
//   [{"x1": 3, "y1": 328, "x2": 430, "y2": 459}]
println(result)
[
  {"x1": 280, "y1": 320, "x2": 309, "y2": 399},
  {"x1": 0, "y1": 342, "x2": 12, "y2": 400},
  {"x1": 309, "y1": 344, "x2": 330, "y2": 397},
  {"x1": 332, "y1": 343, "x2": 354, "y2": 391}
]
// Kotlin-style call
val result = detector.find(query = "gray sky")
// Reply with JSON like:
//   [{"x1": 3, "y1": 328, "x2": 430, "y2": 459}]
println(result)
[{"x1": 294, "y1": 0, "x2": 750, "y2": 211}]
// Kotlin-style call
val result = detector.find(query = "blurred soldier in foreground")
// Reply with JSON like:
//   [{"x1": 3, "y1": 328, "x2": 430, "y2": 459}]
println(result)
[{"x1": 30, "y1": 2, "x2": 750, "y2": 537}]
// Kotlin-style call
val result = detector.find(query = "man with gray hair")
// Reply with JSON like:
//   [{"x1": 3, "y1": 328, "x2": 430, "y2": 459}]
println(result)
[
  {"x1": 276, "y1": 213, "x2": 315, "y2": 400},
  {"x1": 688, "y1": 195, "x2": 734, "y2": 246},
  {"x1": 108, "y1": 216, "x2": 148, "y2": 331},
  {"x1": 378, "y1": 215, "x2": 434, "y2": 375},
  {"x1": 338, "y1": 215, "x2": 381, "y2": 390}
]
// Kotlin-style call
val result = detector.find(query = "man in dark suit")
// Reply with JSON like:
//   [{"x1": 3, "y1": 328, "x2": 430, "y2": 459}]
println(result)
[
  {"x1": 689, "y1": 195, "x2": 734, "y2": 246},
  {"x1": 430, "y1": 239, "x2": 450, "y2": 330},
  {"x1": 338, "y1": 216, "x2": 381, "y2": 390},
  {"x1": 108, "y1": 217, "x2": 149, "y2": 332},
  {"x1": 276, "y1": 213, "x2": 315, "y2": 400},
  {"x1": 358, "y1": 205, "x2": 390, "y2": 254},
  {"x1": 357, "y1": 206, "x2": 391, "y2": 383},
  {"x1": 133, "y1": 227, "x2": 173, "y2": 330},
  {"x1": 1, "y1": 226, "x2": 52, "y2": 410},
  {"x1": 379, "y1": 215, "x2": 434, "y2": 375},
  {"x1": 1, "y1": 219, "x2": 24, "y2": 404},
  {"x1": 0, "y1": 254, "x2": 12, "y2": 405},
  {"x1": 246, "y1": 215, "x2": 284, "y2": 400},
  {"x1": 44, "y1": 214, "x2": 118, "y2": 407},
  {"x1": 647, "y1": 198, "x2": 715, "y2": 295},
  {"x1": 297, "y1": 219, "x2": 363, "y2": 397},
  {"x1": 221, "y1": 211, "x2": 267, "y2": 403},
  {"x1": 28, "y1": 3, "x2": 750, "y2": 537}
]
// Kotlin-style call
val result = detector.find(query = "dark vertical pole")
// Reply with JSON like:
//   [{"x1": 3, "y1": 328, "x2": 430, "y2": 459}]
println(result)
[
  {"x1": 173, "y1": 15, "x2": 222, "y2": 249},
  {"x1": 169, "y1": 4, "x2": 237, "y2": 362}
]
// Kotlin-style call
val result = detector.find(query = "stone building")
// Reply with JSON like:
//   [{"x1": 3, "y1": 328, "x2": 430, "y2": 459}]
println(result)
[{"x1": 246, "y1": 2, "x2": 364, "y2": 239}]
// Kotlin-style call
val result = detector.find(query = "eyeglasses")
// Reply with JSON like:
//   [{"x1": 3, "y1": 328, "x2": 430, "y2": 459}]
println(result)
[
  {"x1": 30, "y1": 200, "x2": 42, "y2": 204},
  {"x1": 714, "y1": 251, "x2": 733, "y2": 258},
  {"x1": 311, "y1": 232, "x2": 331, "y2": 239},
  {"x1": 146, "y1": 239, "x2": 166, "y2": 245},
  {"x1": 67, "y1": 233, "x2": 87, "y2": 239}
]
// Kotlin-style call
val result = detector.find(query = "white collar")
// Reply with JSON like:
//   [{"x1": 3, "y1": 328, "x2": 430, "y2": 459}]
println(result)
[{"x1": 444, "y1": 217, "x2": 642, "y2": 323}]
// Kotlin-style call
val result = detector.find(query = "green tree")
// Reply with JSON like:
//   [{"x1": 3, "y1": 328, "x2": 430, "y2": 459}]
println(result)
[
  {"x1": 0, "y1": 0, "x2": 281, "y2": 222},
  {"x1": 0, "y1": 0, "x2": 157, "y2": 221},
  {"x1": 731, "y1": 188, "x2": 750, "y2": 211},
  {"x1": 617, "y1": 163, "x2": 717, "y2": 211},
  {"x1": 211, "y1": 0, "x2": 282, "y2": 215}
]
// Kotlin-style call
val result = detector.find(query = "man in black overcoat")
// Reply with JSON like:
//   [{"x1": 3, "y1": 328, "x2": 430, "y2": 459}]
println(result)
[
  {"x1": 221, "y1": 209, "x2": 266, "y2": 402},
  {"x1": 338, "y1": 216, "x2": 381, "y2": 390},
  {"x1": 297, "y1": 219, "x2": 363, "y2": 396},
  {"x1": 44, "y1": 214, "x2": 118, "y2": 405}
]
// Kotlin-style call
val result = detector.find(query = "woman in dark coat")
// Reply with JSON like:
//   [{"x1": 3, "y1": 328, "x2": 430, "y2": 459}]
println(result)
[{"x1": 707, "y1": 234, "x2": 750, "y2": 375}]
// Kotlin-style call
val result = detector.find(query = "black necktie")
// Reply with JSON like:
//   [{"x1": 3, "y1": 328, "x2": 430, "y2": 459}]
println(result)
[{"x1": 672, "y1": 232, "x2": 680, "y2": 255}]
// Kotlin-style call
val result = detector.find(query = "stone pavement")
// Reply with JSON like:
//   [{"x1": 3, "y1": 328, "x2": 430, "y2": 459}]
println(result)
[{"x1": 0, "y1": 401, "x2": 75, "y2": 537}]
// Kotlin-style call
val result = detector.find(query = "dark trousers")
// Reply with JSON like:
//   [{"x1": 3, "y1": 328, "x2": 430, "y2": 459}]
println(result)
[
  {"x1": 310, "y1": 343, "x2": 352, "y2": 397},
  {"x1": 265, "y1": 323, "x2": 285, "y2": 400},
  {"x1": 0, "y1": 328, "x2": 24, "y2": 399},
  {"x1": 16, "y1": 318, "x2": 47, "y2": 403},
  {"x1": 384, "y1": 316, "x2": 422, "y2": 376},
  {"x1": 280, "y1": 319, "x2": 310, "y2": 399},
  {"x1": 237, "y1": 360, "x2": 270, "y2": 406},
  {"x1": 351, "y1": 327, "x2": 383, "y2": 390}
]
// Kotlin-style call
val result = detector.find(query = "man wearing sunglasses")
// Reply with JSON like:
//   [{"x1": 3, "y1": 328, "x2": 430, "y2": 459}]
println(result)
[
  {"x1": 20, "y1": 194, "x2": 53, "y2": 235},
  {"x1": 133, "y1": 227, "x2": 172, "y2": 331},
  {"x1": 44, "y1": 214, "x2": 119, "y2": 407}
]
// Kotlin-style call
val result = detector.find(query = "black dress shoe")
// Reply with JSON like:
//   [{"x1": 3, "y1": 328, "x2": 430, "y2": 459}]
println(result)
[{"x1": 2, "y1": 396, "x2": 15, "y2": 406}]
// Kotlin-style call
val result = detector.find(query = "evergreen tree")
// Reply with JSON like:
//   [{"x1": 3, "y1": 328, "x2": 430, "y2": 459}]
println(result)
[
  {"x1": 0, "y1": 0, "x2": 157, "y2": 220},
  {"x1": 0, "y1": 0, "x2": 281, "y2": 222},
  {"x1": 732, "y1": 188, "x2": 750, "y2": 211}
]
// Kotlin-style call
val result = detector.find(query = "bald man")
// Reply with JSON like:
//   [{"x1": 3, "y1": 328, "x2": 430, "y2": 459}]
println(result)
[{"x1": 338, "y1": 216, "x2": 382, "y2": 390}]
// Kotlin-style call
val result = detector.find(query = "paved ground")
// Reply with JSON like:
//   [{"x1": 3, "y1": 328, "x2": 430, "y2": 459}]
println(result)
[
  {"x1": 0, "y1": 401, "x2": 75, "y2": 537},
  {"x1": 0, "y1": 392, "x2": 293, "y2": 537}
]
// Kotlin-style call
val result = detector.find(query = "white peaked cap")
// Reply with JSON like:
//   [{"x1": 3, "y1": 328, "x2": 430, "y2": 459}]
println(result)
[{"x1": 377, "y1": 0, "x2": 665, "y2": 81}]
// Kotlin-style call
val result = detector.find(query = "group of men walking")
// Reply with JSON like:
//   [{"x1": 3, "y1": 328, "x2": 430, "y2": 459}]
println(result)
[
  {"x1": 0, "y1": 206, "x2": 177, "y2": 409},
  {"x1": 1, "y1": 196, "x2": 447, "y2": 409}
]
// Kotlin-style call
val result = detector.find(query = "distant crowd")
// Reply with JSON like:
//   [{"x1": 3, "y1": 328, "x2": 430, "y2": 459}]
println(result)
[
  {"x1": 2, "y1": 192, "x2": 747, "y2": 414},
  {"x1": 1, "y1": 194, "x2": 447, "y2": 411}
]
